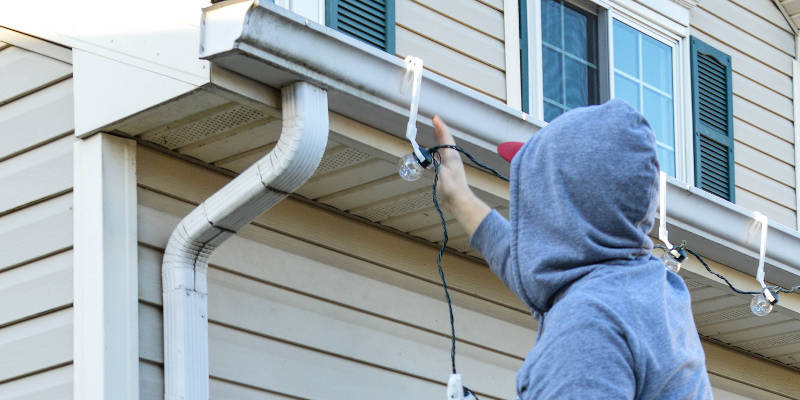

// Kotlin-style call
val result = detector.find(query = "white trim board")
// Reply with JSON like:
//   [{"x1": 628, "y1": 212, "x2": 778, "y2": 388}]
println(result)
[{"x1": 73, "y1": 133, "x2": 138, "y2": 400}]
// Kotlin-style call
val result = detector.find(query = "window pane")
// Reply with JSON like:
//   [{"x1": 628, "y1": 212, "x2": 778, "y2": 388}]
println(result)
[
  {"x1": 614, "y1": 73, "x2": 640, "y2": 111},
  {"x1": 565, "y1": 59, "x2": 598, "y2": 108},
  {"x1": 540, "y1": 0, "x2": 599, "y2": 121},
  {"x1": 613, "y1": 20, "x2": 638, "y2": 78},
  {"x1": 542, "y1": 0, "x2": 562, "y2": 47},
  {"x1": 643, "y1": 88, "x2": 674, "y2": 147},
  {"x1": 642, "y1": 36, "x2": 672, "y2": 93},
  {"x1": 543, "y1": 46, "x2": 563, "y2": 104},
  {"x1": 657, "y1": 145, "x2": 676, "y2": 177},
  {"x1": 613, "y1": 20, "x2": 676, "y2": 176},
  {"x1": 544, "y1": 102, "x2": 564, "y2": 122},
  {"x1": 564, "y1": 5, "x2": 596, "y2": 63}
]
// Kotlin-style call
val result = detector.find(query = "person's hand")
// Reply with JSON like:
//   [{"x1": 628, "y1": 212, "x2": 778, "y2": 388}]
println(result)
[{"x1": 432, "y1": 116, "x2": 491, "y2": 237}]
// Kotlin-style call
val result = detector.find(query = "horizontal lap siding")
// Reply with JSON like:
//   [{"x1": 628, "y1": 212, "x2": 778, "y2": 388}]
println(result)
[
  {"x1": 395, "y1": 0, "x2": 507, "y2": 101},
  {"x1": 0, "y1": 43, "x2": 74, "y2": 396},
  {"x1": 690, "y1": 1, "x2": 797, "y2": 229},
  {"x1": 136, "y1": 146, "x2": 535, "y2": 399}
]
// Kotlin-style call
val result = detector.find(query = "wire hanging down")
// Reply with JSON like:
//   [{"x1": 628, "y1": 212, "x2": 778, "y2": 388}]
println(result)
[{"x1": 427, "y1": 145, "x2": 508, "y2": 400}]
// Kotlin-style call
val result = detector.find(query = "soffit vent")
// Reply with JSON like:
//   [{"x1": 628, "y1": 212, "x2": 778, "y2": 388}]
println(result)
[
  {"x1": 140, "y1": 104, "x2": 266, "y2": 150},
  {"x1": 354, "y1": 190, "x2": 431, "y2": 222},
  {"x1": 313, "y1": 146, "x2": 372, "y2": 176}
]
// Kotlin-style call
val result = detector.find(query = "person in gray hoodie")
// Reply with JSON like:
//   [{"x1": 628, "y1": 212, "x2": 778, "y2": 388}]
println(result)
[{"x1": 431, "y1": 99, "x2": 713, "y2": 399}]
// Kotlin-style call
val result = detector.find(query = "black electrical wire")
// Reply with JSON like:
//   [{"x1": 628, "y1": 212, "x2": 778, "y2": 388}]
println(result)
[
  {"x1": 656, "y1": 243, "x2": 800, "y2": 296},
  {"x1": 426, "y1": 144, "x2": 508, "y2": 399}
]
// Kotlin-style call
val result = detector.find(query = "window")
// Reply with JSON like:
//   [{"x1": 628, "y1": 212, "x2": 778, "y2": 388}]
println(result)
[
  {"x1": 540, "y1": 0, "x2": 599, "y2": 122},
  {"x1": 523, "y1": 0, "x2": 688, "y2": 179},
  {"x1": 612, "y1": 20, "x2": 676, "y2": 176},
  {"x1": 325, "y1": 0, "x2": 395, "y2": 53}
]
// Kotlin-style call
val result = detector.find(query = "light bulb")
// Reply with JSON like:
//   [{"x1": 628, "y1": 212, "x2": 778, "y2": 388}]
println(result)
[
  {"x1": 398, "y1": 153, "x2": 425, "y2": 181},
  {"x1": 662, "y1": 253, "x2": 682, "y2": 273},
  {"x1": 750, "y1": 294, "x2": 773, "y2": 316}
]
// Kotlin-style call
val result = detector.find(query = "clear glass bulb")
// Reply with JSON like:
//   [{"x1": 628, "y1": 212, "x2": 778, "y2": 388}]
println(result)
[
  {"x1": 398, "y1": 153, "x2": 425, "y2": 181},
  {"x1": 661, "y1": 253, "x2": 682, "y2": 273},
  {"x1": 750, "y1": 293, "x2": 773, "y2": 317}
]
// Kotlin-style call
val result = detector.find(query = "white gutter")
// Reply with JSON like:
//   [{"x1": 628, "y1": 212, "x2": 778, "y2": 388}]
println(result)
[
  {"x1": 200, "y1": 0, "x2": 543, "y2": 174},
  {"x1": 161, "y1": 81, "x2": 328, "y2": 399}
]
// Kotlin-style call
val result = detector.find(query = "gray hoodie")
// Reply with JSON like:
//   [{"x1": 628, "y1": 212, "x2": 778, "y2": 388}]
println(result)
[{"x1": 470, "y1": 100, "x2": 712, "y2": 399}]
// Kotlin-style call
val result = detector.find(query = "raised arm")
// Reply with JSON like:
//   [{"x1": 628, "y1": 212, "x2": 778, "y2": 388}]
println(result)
[{"x1": 433, "y1": 117, "x2": 518, "y2": 298}]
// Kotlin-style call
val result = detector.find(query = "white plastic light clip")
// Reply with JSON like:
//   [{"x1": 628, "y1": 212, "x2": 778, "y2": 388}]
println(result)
[
  {"x1": 754, "y1": 211, "x2": 769, "y2": 289},
  {"x1": 403, "y1": 56, "x2": 425, "y2": 163},
  {"x1": 447, "y1": 373, "x2": 464, "y2": 400}
]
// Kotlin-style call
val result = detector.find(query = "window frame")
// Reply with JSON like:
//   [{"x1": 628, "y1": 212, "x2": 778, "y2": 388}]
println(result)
[{"x1": 523, "y1": 0, "x2": 693, "y2": 183}]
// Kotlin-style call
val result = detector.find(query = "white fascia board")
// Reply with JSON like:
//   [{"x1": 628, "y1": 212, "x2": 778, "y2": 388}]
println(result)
[
  {"x1": 201, "y1": 0, "x2": 800, "y2": 289},
  {"x1": 200, "y1": 0, "x2": 544, "y2": 174}
]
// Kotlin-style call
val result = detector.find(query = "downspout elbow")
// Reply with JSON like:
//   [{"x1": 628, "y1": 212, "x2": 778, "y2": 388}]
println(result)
[{"x1": 161, "y1": 82, "x2": 328, "y2": 400}]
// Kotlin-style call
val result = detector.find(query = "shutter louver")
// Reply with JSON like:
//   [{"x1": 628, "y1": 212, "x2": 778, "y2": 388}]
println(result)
[
  {"x1": 326, "y1": 0, "x2": 395, "y2": 53},
  {"x1": 690, "y1": 37, "x2": 735, "y2": 202}
]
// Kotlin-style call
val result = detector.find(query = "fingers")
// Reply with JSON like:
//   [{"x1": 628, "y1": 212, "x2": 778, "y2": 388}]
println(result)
[{"x1": 433, "y1": 116, "x2": 456, "y2": 146}]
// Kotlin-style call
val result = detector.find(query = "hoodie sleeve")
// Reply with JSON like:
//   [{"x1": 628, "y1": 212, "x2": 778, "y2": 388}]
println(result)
[{"x1": 469, "y1": 210, "x2": 524, "y2": 300}]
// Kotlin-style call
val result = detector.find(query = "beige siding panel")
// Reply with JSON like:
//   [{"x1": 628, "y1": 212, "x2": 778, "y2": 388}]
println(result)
[
  {"x1": 137, "y1": 191, "x2": 534, "y2": 356},
  {"x1": 727, "y1": 0, "x2": 794, "y2": 34},
  {"x1": 137, "y1": 266, "x2": 518, "y2": 398},
  {"x1": 140, "y1": 361, "x2": 288, "y2": 400},
  {"x1": 0, "y1": 250, "x2": 72, "y2": 327},
  {"x1": 0, "y1": 364, "x2": 72, "y2": 400},
  {"x1": 709, "y1": 373, "x2": 793, "y2": 400},
  {"x1": 734, "y1": 165, "x2": 795, "y2": 210},
  {"x1": 735, "y1": 189, "x2": 796, "y2": 229},
  {"x1": 396, "y1": 27, "x2": 506, "y2": 100},
  {"x1": 689, "y1": 30, "x2": 792, "y2": 99},
  {"x1": 698, "y1": 1, "x2": 794, "y2": 56},
  {"x1": 0, "y1": 136, "x2": 72, "y2": 215},
  {"x1": 148, "y1": 309, "x2": 454, "y2": 400},
  {"x1": 0, "y1": 79, "x2": 74, "y2": 161},
  {"x1": 733, "y1": 96, "x2": 794, "y2": 144},
  {"x1": 396, "y1": 0, "x2": 505, "y2": 69},
  {"x1": 0, "y1": 308, "x2": 72, "y2": 383},
  {"x1": 0, "y1": 193, "x2": 73, "y2": 270},
  {"x1": 734, "y1": 119, "x2": 795, "y2": 165},
  {"x1": 0, "y1": 46, "x2": 71, "y2": 106},
  {"x1": 691, "y1": 8, "x2": 792, "y2": 76},
  {"x1": 731, "y1": 72, "x2": 793, "y2": 121},
  {"x1": 735, "y1": 143, "x2": 796, "y2": 187},
  {"x1": 135, "y1": 149, "x2": 528, "y2": 314},
  {"x1": 413, "y1": 0, "x2": 504, "y2": 41}
]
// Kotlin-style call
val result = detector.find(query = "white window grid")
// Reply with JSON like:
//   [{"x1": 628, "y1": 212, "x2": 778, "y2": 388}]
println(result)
[{"x1": 523, "y1": 0, "x2": 693, "y2": 184}]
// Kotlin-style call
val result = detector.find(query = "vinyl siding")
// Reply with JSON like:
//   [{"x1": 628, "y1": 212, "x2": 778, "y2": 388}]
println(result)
[
  {"x1": 395, "y1": 0, "x2": 508, "y2": 101},
  {"x1": 0, "y1": 42, "x2": 74, "y2": 398},
  {"x1": 690, "y1": 0, "x2": 797, "y2": 229},
  {"x1": 136, "y1": 145, "x2": 533, "y2": 400}
]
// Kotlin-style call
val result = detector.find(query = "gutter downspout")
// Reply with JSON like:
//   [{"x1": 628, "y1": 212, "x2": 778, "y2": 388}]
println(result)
[
  {"x1": 793, "y1": 35, "x2": 800, "y2": 231},
  {"x1": 161, "y1": 81, "x2": 328, "y2": 399}
]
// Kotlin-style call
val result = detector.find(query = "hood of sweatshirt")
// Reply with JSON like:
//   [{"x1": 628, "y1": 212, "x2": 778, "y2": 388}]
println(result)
[{"x1": 509, "y1": 99, "x2": 660, "y2": 313}]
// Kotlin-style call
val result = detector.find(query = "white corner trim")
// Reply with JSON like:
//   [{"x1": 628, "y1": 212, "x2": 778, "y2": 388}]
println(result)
[
  {"x1": 504, "y1": 0, "x2": 522, "y2": 110},
  {"x1": 793, "y1": 58, "x2": 800, "y2": 230},
  {"x1": 73, "y1": 133, "x2": 138, "y2": 400}
]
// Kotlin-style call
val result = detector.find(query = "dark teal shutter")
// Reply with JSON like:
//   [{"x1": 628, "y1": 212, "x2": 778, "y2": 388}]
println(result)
[
  {"x1": 690, "y1": 37, "x2": 735, "y2": 202},
  {"x1": 326, "y1": 0, "x2": 395, "y2": 53}
]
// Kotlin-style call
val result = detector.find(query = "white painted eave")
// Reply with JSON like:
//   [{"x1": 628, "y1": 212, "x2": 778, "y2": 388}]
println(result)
[
  {"x1": 200, "y1": 0, "x2": 542, "y2": 174},
  {"x1": 199, "y1": 0, "x2": 800, "y2": 290}
]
